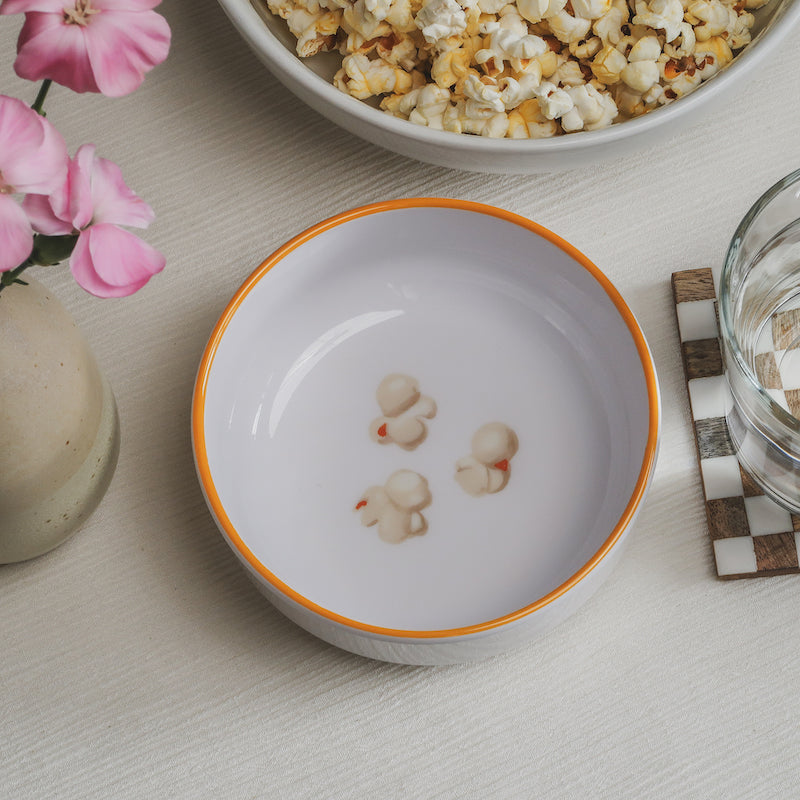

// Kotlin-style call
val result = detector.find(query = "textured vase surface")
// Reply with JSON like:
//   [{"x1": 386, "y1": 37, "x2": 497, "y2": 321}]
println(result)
[{"x1": 0, "y1": 278, "x2": 119, "y2": 563}]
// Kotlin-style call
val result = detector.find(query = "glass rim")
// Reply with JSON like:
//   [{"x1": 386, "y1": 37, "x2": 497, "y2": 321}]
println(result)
[{"x1": 719, "y1": 167, "x2": 800, "y2": 435}]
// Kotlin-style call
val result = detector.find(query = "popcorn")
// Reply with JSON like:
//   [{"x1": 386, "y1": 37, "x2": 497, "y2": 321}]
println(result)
[
  {"x1": 516, "y1": 0, "x2": 567, "y2": 23},
  {"x1": 498, "y1": 72, "x2": 541, "y2": 106},
  {"x1": 407, "y1": 83, "x2": 453, "y2": 126},
  {"x1": 548, "y1": 9, "x2": 592, "y2": 43},
  {"x1": 507, "y1": 98, "x2": 559, "y2": 136},
  {"x1": 593, "y1": 0, "x2": 628, "y2": 44},
  {"x1": 463, "y1": 71, "x2": 506, "y2": 111},
  {"x1": 728, "y1": 11, "x2": 755, "y2": 48},
  {"x1": 663, "y1": 21, "x2": 696, "y2": 58},
  {"x1": 342, "y1": 0, "x2": 392, "y2": 38},
  {"x1": 478, "y1": 0, "x2": 507, "y2": 12},
  {"x1": 570, "y1": 0, "x2": 611, "y2": 20},
  {"x1": 659, "y1": 54, "x2": 703, "y2": 98},
  {"x1": 263, "y1": 0, "x2": 771, "y2": 138},
  {"x1": 334, "y1": 53, "x2": 418, "y2": 97},
  {"x1": 619, "y1": 33, "x2": 661, "y2": 91},
  {"x1": 568, "y1": 35, "x2": 601, "y2": 60},
  {"x1": 416, "y1": 0, "x2": 469, "y2": 44},
  {"x1": 287, "y1": 7, "x2": 342, "y2": 56},
  {"x1": 686, "y1": 0, "x2": 738, "y2": 41},
  {"x1": 432, "y1": 42, "x2": 477, "y2": 85},
  {"x1": 560, "y1": 82, "x2": 617, "y2": 130},
  {"x1": 552, "y1": 56, "x2": 587, "y2": 85},
  {"x1": 631, "y1": 0, "x2": 684, "y2": 41},
  {"x1": 441, "y1": 97, "x2": 510, "y2": 135},
  {"x1": 694, "y1": 35, "x2": 734, "y2": 77},
  {"x1": 591, "y1": 42, "x2": 627, "y2": 82}
]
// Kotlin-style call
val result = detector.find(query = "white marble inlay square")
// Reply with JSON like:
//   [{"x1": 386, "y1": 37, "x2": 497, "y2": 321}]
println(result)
[
  {"x1": 700, "y1": 455, "x2": 743, "y2": 501},
  {"x1": 713, "y1": 537, "x2": 757, "y2": 576},
  {"x1": 744, "y1": 495, "x2": 793, "y2": 536},
  {"x1": 676, "y1": 299, "x2": 718, "y2": 342},
  {"x1": 688, "y1": 375, "x2": 731, "y2": 420}
]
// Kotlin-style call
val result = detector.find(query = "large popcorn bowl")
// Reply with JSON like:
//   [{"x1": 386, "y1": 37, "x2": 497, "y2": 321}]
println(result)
[
  {"x1": 192, "y1": 199, "x2": 660, "y2": 664},
  {"x1": 217, "y1": 0, "x2": 799, "y2": 173}
]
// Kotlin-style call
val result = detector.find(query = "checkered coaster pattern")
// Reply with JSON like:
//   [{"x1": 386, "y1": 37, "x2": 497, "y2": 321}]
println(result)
[{"x1": 673, "y1": 267, "x2": 800, "y2": 579}]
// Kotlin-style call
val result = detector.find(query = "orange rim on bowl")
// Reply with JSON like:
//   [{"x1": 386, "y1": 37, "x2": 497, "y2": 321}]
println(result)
[{"x1": 192, "y1": 198, "x2": 660, "y2": 639}]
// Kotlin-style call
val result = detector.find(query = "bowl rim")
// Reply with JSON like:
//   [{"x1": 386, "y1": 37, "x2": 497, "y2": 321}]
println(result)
[
  {"x1": 192, "y1": 198, "x2": 660, "y2": 639},
  {"x1": 217, "y1": 0, "x2": 800, "y2": 156}
]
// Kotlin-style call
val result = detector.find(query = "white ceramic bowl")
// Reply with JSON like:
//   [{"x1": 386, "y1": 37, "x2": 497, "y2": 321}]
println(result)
[
  {"x1": 192, "y1": 199, "x2": 660, "y2": 664},
  {"x1": 217, "y1": 0, "x2": 799, "y2": 173}
]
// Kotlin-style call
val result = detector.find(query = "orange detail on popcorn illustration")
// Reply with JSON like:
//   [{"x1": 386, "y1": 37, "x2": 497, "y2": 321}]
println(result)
[
  {"x1": 455, "y1": 422, "x2": 519, "y2": 497},
  {"x1": 369, "y1": 373, "x2": 437, "y2": 451},
  {"x1": 354, "y1": 469, "x2": 432, "y2": 544}
]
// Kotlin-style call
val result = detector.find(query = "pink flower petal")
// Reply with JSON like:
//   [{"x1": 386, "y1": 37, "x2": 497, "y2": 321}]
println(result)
[
  {"x1": 29, "y1": 112, "x2": 70, "y2": 192},
  {"x1": 14, "y1": 13, "x2": 101, "y2": 93},
  {"x1": 0, "y1": 195, "x2": 34, "y2": 271},
  {"x1": 0, "y1": 96, "x2": 46, "y2": 175},
  {"x1": 22, "y1": 193, "x2": 74, "y2": 235},
  {"x1": 68, "y1": 144, "x2": 96, "y2": 228},
  {"x1": 0, "y1": 95, "x2": 67, "y2": 194},
  {"x1": 70, "y1": 223, "x2": 164, "y2": 297},
  {"x1": 90, "y1": 153, "x2": 154, "y2": 228},
  {"x1": 94, "y1": 0, "x2": 164, "y2": 11},
  {"x1": 0, "y1": 0, "x2": 65, "y2": 14},
  {"x1": 83, "y1": 9, "x2": 170, "y2": 97}
]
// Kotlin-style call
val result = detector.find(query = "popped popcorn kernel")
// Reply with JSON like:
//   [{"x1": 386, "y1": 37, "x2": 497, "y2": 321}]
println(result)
[
  {"x1": 507, "y1": 98, "x2": 559, "y2": 136},
  {"x1": 262, "y1": 0, "x2": 772, "y2": 138},
  {"x1": 335, "y1": 52, "x2": 418, "y2": 97}
]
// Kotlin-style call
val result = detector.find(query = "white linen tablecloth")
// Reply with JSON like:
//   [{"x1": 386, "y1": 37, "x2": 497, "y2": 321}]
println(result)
[{"x1": 3, "y1": 2, "x2": 800, "y2": 796}]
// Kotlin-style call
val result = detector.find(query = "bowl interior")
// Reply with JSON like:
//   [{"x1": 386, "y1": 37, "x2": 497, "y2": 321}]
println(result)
[
  {"x1": 197, "y1": 202, "x2": 656, "y2": 632},
  {"x1": 240, "y1": 0, "x2": 796, "y2": 144}
]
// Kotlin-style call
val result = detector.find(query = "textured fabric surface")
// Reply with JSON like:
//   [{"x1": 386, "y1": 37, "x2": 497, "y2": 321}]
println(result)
[{"x1": 3, "y1": 2, "x2": 800, "y2": 797}]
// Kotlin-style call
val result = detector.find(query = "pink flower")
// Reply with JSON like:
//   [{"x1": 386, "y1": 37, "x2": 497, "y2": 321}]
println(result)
[
  {"x1": 0, "y1": 94, "x2": 67, "y2": 272},
  {"x1": 0, "y1": 0, "x2": 171, "y2": 97},
  {"x1": 24, "y1": 144, "x2": 165, "y2": 297}
]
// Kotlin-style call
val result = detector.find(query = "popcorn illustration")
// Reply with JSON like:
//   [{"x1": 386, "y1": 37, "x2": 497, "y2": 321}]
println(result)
[
  {"x1": 455, "y1": 422, "x2": 519, "y2": 497},
  {"x1": 355, "y1": 469, "x2": 432, "y2": 543},
  {"x1": 369, "y1": 373, "x2": 437, "y2": 450}
]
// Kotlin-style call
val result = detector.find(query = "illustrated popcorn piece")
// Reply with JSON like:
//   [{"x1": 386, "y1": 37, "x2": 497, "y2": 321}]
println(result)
[
  {"x1": 369, "y1": 373, "x2": 437, "y2": 450},
  {"x1": 455, "y1": 422, "x2": 519, "y2": 497},
  {"x1": 355, "y1": 469, "x2": 432, "y2": 544}
]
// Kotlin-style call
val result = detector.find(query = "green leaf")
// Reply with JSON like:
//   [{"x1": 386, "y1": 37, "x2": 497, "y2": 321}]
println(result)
[{"x1": 31, "y1": 234, "x2": 79, "y2": 266}]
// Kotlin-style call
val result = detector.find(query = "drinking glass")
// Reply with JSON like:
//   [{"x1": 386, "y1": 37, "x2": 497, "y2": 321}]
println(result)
[{"x1": 719, "y1": 168, "x2": 800, "y2": 511}]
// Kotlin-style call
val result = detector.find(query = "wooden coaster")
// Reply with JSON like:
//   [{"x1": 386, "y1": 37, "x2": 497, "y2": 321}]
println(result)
[{"x1": 673, "y1": 268, "x2": 800, "y2": 579}]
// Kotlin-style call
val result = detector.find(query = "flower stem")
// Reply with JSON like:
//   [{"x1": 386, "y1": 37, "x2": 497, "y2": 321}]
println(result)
[
  {"x1": 31, "y1": 79, "x2": 52, "y2": 116},
  {"x1": 0, "y1": 235, "x2": 78, "y2": 296},
  {"x1": 0, "y1": 262, "x2": 33, "y2": 295}
]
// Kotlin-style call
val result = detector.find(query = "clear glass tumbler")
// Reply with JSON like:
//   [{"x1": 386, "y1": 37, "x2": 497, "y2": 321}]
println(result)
[{"x1": 719, "y1": 168, "x2": 800, "y2": 512}]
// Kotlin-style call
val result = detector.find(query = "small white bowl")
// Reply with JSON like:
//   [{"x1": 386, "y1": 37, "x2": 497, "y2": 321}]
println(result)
[
  {"x1": 192, "y1": 199, "x2": 660, "y2": 664},
  {"x1": 217, "y1": 0, "x2": 800, "y2": 173}
]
